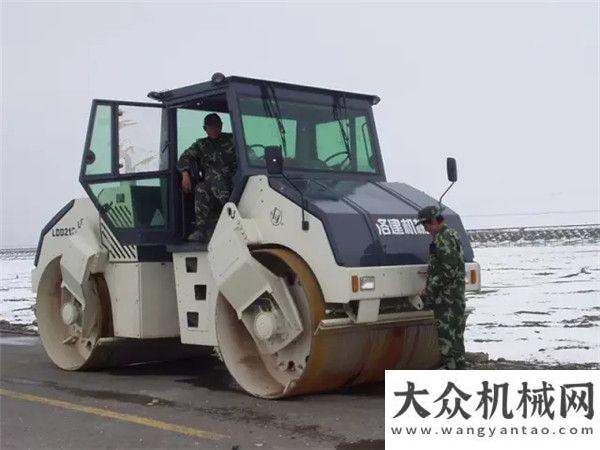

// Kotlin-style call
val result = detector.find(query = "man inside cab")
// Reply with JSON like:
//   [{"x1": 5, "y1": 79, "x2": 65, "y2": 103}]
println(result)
[{"x1": 177, "y1": 113, "x2": 237, "y2": 242}]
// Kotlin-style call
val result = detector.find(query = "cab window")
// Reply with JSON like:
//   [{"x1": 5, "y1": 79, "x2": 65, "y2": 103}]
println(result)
[
  {"x1": 117, "y1": 105, "x2": 163, "y2": 174},
  {"x1": 84, "y1": 105, "x2": 112, "y2": 175},
  {"x1": 241, "y1": 115, "x2": 296, "y2": 166},
  {"x1": 238, "y1": 94, "x2": 377, "y2": 173},
  {"x1": 81, "y1": 102, "x2": 170, "y2": 238}
]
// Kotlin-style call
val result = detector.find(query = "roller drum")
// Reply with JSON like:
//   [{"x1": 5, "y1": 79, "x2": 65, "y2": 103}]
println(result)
[{"x1": 215, "y1": 247, "x2": 439, "y2": 398}]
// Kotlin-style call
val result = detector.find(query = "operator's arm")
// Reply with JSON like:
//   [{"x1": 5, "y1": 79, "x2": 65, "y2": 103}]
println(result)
[
  {"x1": 177, "y1": 141, "x2": 202, "y2": 194},
  {"x1": 177, "y1": 140, "x2": 202, "y2": 173}
]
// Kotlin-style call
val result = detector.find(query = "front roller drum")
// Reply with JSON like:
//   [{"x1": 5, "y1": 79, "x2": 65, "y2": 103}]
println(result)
[{"x1": 215, "y1": 248, "x2": 439, "y2": 399}]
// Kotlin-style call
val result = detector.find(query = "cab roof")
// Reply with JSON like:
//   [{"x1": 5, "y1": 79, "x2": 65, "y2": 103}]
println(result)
[{"x1": 147, "y1": 73, "x2": 381, "y2": 107}]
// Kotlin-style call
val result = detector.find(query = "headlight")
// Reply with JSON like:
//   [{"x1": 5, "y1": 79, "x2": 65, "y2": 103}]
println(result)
[{"x1": 360, "y1": 276, "x2": 375, "y2": 291}]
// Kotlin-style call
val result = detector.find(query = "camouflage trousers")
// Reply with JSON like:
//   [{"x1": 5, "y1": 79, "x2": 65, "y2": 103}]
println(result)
[
  {"x1": 433, "y1": 299, "x2": 467, "y2": 369},
  {"x1": 193, "y1": 176, "x2": 232, "y2": 239}
]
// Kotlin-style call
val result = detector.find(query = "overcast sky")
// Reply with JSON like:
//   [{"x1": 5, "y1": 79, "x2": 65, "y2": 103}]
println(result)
[{"x1": 1, "y1": 1, "x2": 598, "y2": 247}]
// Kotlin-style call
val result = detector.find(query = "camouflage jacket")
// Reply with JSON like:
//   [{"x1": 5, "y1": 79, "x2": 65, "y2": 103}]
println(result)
[
  {"x1": 425, "y1": 223, "x2": 466, "y2": 304},
  {"x1": 177, "y1": 133, "x2": 237, "y2": 182}
]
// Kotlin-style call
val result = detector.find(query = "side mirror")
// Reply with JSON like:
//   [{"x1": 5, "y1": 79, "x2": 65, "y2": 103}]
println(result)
[
  {"x1": 446, "y1": 157, "x2": 457, "y2": 182},
  {"x1": 265, "y1": 146, "x2": 283, "y2": 175}
]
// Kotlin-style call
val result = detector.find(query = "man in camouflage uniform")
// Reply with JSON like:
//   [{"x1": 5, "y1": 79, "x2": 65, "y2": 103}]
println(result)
[
  {"x1": 177, "y1": 113, "x2": 237, "y2": 242},
  {"x1": 417, "y1": 206, "x2": 467, "y2": 369}
]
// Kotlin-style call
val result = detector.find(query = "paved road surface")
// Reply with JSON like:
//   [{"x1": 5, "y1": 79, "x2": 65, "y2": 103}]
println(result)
[{"x1": 0, "y1": 333, "x2": 384, "y2": 449}]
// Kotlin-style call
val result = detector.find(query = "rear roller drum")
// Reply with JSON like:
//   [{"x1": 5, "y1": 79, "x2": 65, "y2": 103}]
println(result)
[
  {"x1": 36, "y1": 258, "x2": 210, "y2": 370},
  {"x1": 35, "y1": 258, "x2": 112, "y2": 371}
]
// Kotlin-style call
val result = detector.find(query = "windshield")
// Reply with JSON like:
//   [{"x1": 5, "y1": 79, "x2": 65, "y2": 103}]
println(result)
[{"x1": 238, "y1": 93, "x2": 378, "y2": 174}]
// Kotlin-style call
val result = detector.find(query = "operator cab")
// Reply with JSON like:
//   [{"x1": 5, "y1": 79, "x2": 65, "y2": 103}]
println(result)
[{"x1": 79, "y1": 74, "x2": 384, "y2": 255}]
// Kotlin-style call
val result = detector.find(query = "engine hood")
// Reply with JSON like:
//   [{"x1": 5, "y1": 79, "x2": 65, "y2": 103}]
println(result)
[{"x1": 269, "y1": 177, "x2": 474, "y2": 267}]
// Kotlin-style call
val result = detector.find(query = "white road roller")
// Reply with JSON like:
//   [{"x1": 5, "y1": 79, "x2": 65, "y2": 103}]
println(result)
[{"x1": 32, "y1": 74, "x2": 481, "y2": 398}]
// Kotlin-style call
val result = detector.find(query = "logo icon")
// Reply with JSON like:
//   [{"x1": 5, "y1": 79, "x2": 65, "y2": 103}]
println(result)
[{"x1": 270, "y1": 207, "x2": 283, "y2": 226}]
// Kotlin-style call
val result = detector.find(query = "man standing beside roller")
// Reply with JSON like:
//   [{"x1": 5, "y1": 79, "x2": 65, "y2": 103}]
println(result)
[{"x1": 418, "y1": 205, "x2": 467, "y2": 370}]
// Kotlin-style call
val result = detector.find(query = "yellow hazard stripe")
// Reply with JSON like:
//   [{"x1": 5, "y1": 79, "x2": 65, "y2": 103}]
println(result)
[{"x1": 0, "y1": 388, "x2": 227, "y2": 441}]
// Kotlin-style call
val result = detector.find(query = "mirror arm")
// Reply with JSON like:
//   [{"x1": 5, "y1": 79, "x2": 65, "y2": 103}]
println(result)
[
  {"x1": 438, "y1": 182, "x2": 455, "y2": 211},
  {"x1": 280, "y1": 172, "x2": 310, "y2": 231}
]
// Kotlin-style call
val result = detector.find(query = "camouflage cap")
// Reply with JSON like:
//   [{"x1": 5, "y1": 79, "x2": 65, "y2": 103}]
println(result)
[
  {"x1": 416, "y1": 205, "x2": 441, "y2": 223},
  {"x1": 204, "y1": 113, "x2": 222, "y2": 127}
]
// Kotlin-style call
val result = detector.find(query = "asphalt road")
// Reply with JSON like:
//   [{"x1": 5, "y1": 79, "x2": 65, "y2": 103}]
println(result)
[{"x1": 0, "y1": 333, "x2": 384, "y2": 450}]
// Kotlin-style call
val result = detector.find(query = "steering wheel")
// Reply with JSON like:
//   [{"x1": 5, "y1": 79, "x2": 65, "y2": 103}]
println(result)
[
  {"x1": 247, "y1": 144, "x2": 267, "y2": 162},
  {"x1": 323, "y1": 151, "x2": 350, "y2": 168}
]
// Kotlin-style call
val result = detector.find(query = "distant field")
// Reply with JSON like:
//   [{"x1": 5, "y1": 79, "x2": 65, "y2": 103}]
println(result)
[{"x1": 468, "y1": 224, "x2": 599, "y2": 245}]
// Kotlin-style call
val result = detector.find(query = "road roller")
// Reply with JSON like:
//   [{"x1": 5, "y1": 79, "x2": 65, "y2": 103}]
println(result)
[{"x1": 32, "y1": 73, "x2": 481, "y2": 398}]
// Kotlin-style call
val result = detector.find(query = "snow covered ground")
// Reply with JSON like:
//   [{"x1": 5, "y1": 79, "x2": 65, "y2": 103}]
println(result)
[
  {"x1": 467, "y1": 243, "x2": 599, "y2": 364},
  {"x1": 1, "y1": 242, "x2": 598, "y2": 364},
  {"x1": 0, "y1": 257, "x2": 36, "y2": 332}
]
